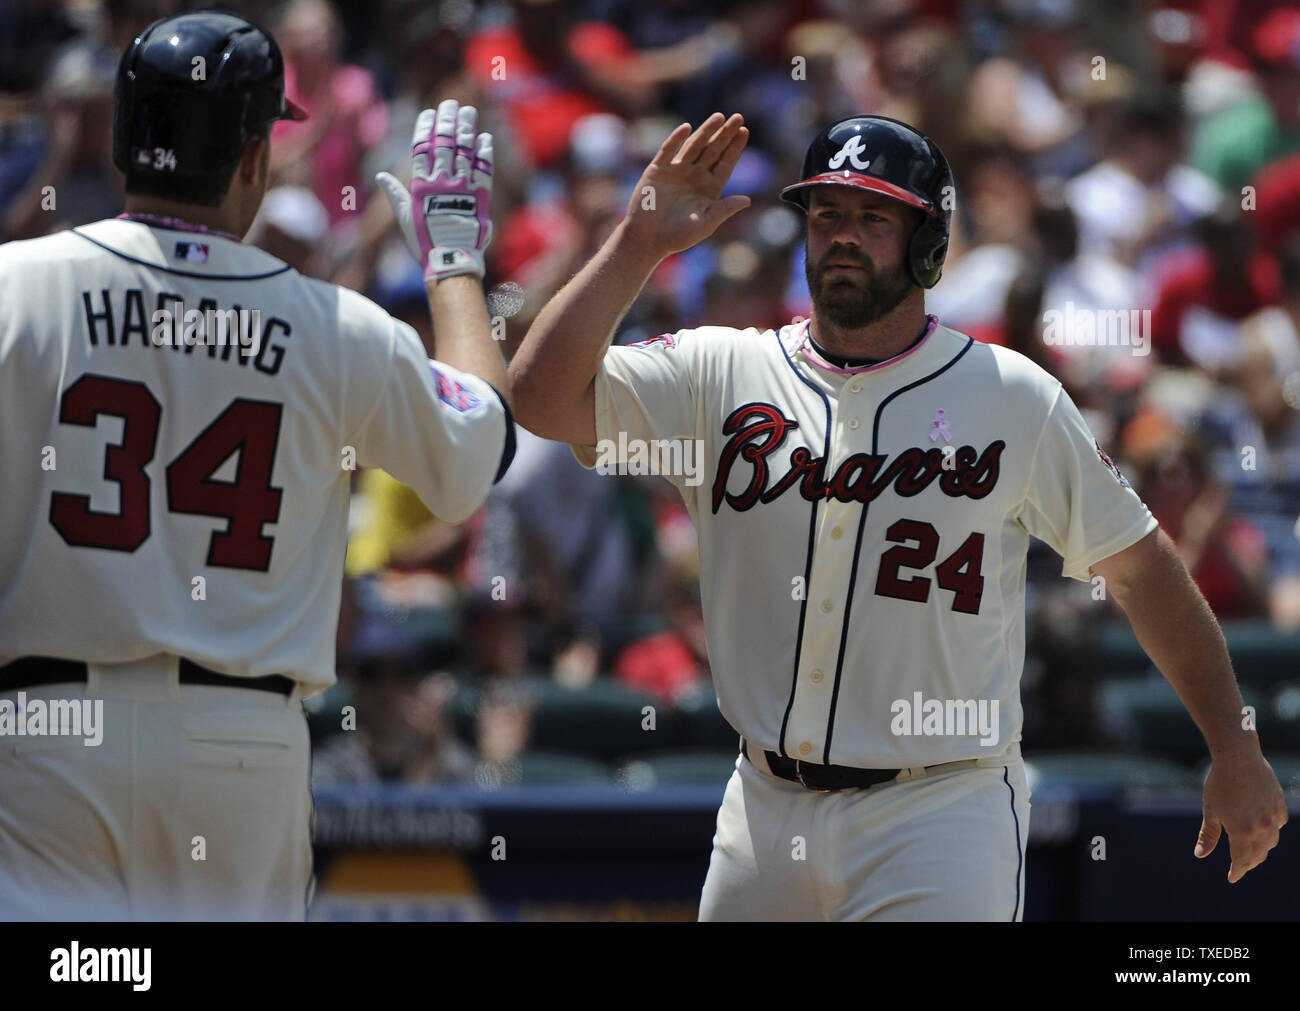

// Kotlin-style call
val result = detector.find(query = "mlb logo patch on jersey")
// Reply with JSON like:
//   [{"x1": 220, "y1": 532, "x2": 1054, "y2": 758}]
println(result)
[
  {"x1": 628, "y1": 333, "x2": 677, "y2": 350},
  {"x1": 431, "y1": 365, "x2": 481, "y2": 412},
  {"x1": 1096, "y1": 441, "x2": 1131, "y2": 487},
  {"x1": 174, "y1": 241, "x2": 210, "y2": 264}
]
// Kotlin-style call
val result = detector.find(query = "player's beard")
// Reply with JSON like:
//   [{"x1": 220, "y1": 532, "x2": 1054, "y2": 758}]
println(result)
[{"x1": 806, "y1": 245, "x2": 913, "y2": 329}]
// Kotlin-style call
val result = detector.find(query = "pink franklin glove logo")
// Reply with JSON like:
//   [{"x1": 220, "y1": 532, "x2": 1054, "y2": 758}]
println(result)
[{"x1": 377, "y1": 98, "x2": 494, "y2": 282}]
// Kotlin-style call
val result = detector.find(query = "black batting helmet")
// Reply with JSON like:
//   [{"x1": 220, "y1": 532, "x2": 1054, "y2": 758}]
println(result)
[
  {"x1": 781, "y1": 116, "x2": 953, "y2": 289},
  {"x1": 112, "y1": 11, "x2": 307, "y2": 179}
]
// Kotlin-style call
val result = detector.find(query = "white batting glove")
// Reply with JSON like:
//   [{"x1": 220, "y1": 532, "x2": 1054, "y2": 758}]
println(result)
[{"x1": 377, "y1": 99, "x2": 494, "y2": 283}]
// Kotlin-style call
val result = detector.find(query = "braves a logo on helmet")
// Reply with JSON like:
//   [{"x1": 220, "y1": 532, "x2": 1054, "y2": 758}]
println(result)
[
  {"x1": 828, "y1": 135, "x2": 871, "y2": 172},
  {"x1": 431, "y1": 365, "x2": 482, "y2": 412}
]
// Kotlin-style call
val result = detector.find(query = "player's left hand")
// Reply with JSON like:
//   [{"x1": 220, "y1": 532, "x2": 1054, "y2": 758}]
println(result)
[
  {"x1": 1195, "y1": 746, "x2": 1288, "y2": 882},
  {"x1": 621, "y1": 112, "x2": 751, "y2": 259},
  {"x1": 377, "y1": 98, "x2": 494, "y2": 283}
]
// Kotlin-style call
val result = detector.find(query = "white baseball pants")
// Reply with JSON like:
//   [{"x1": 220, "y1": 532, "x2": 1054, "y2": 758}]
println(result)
[
  {"x1": 0, "y1": 655, "x2": 313, "y2": 921},
  {"x1": 698, "y1": 744, "x2": 1030, "y2": 921}
]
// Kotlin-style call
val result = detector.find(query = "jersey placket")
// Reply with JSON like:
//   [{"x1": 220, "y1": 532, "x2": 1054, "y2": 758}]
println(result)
[{"x1": 784, "y1": 370, "x2": 869, "y2": 765}]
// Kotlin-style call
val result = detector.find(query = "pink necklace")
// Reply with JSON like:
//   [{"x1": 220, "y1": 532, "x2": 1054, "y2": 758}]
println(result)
[{"x1": 117, "y1": 212, "x2": 242, "y2": 243}]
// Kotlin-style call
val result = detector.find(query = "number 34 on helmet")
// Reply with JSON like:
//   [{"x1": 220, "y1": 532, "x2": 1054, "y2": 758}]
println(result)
[{"x1": 112, "y1": 11, "x2": 308, "y2": 180}]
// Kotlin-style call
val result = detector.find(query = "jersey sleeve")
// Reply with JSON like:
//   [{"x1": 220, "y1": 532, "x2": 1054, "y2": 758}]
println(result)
[
  {"x1": 349, "y1": 318, "x2": 512, "y2": 524},
  {"x1": 1018, "y1": 385, "x2": 1158, "y2": 581},
  {"x1": 571, "y1": 329, "x2": 700, "y2": 475}
]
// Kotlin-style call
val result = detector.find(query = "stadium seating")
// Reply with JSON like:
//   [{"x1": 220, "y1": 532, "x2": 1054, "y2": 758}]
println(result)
[
  {"x1": 1098, "y1": 619, "x2": 1300, "y2": 687},
  {"x1": 673, "y1": 690, "x2": 741, "y2": 750},
  {"x1": 505, "y1": 751, "x2": 615, "y2": 785},
  {"x1": 522, "y1": 677, "x2": 667, "y2": 761},
  {"x1": 1024, "y1": 752, "x2": 1202, "y2": 792},
  {"x1": 616, "y1": 749, "x2": 740, "y2": 790},
  {"x1": 1099, "y1": 677, "x2": 1268, "y2": 765},
  {"x1": 1266, "y1": 685, "x2": 1300, "y2": 751}
]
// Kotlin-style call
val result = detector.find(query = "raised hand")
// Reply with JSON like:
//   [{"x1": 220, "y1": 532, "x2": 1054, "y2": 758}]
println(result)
[
  {"x1": 623, "y1": 112, "x2": 751, "y2": 260},
  {"x1": 377, "y1": 98, "x2": 494, "y2": 282}
]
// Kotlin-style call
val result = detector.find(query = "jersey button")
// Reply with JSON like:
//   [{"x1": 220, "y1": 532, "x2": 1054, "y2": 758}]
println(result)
[
  {"x1": 820, "y1": 598, "x2": 834, "y2": 613},
  {"x1": 849, "y1": 382, "x2": 863, "y2": 394},
  {"x1": 810, "y1": 669, "x2": 824, "y2": 683},
  {"x1": 848, "y1": 418, "x2": 860, "y2": 430},
  {"x1": 830, "y1": 526, "x2": 843, "y2": 540},
  {"x1": 798, "y1": 741, "x2": 813, "y2": 756}
]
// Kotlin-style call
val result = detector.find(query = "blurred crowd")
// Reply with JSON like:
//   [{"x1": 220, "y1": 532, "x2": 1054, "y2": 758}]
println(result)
[{"x1": 4, "y1": 0, "x2": 1300, "y2": 782}]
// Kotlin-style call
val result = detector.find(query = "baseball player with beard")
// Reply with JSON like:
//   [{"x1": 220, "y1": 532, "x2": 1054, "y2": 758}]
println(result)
[
  {"x1": 508, "y1": 113, "x2": 1288, "y2": 920},
  {"x1": 0, "y1": 12, "x2": 511, "y2": 920}
]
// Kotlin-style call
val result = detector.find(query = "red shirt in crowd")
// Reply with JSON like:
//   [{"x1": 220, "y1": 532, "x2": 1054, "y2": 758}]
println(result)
[
  {"x1": 464, "y1": 22, "x2": 633, "y2": 168},
  {"x1": 615, "y1": 632, "x2": 704, "y2": 705},
  {"x1": 1150, "y1": 249, "x2": 1280, "y2": 358},
  {"x1": 1251, "y1": 150, "x2": 1300, "y2": 255},
  {"x1": 1170, "y1": 516, "x2": 1268, "y2": 620}
]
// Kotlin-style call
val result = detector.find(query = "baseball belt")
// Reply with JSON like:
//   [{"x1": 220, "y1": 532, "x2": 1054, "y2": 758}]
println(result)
[
  {"x1": 0, "y1": 655, "x2": 295, "y2": 697},
  {"x1": 742, "y1": 737, "x2": 995, "y2": 792}
]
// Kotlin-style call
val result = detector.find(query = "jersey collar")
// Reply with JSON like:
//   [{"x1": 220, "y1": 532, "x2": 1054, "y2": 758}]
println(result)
[
  {"x1": 116, "y1": 212, "x2": 244, "y2": 244},
  {"x1": 74, "y1": 218, "x2": 292, "y2": 281},
  {"x1": 798, "y1": 314, "x2": 939, "y2": 375}
]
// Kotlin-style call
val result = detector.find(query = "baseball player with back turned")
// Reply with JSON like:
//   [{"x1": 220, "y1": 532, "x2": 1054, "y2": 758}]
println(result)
[
  {"x1": 509, "y1": 113, "x2": 1288, "y2": 920},
  {"x1": 0, "y1": 12, "x2": 512, "y2": 920}
]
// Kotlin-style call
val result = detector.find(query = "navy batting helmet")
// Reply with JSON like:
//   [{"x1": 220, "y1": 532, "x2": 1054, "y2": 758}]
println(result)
[
  {"x1": 781, "y1": 116, "x2": 953, "y2": 289},
  {"x1": 112, "y1": 11, "x2": 307, "y2": 179}
]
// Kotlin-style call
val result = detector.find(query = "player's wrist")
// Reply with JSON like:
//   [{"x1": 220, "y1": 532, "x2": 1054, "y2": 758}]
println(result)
[
  {"x1": 612, "y1": 217, "x2": 668, "y2": 271},
  {"x1": 424, "y1": 273, "x2": 483, "y2": 301},
  {"x1": 1207, "y1": 732, "x2": 1263, "y2": 762}
]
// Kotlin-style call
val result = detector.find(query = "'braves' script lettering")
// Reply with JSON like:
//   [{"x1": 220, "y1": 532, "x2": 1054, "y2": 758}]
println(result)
[{"x1": 712, "y1": 403, "x2": 1004, "y2": 513}]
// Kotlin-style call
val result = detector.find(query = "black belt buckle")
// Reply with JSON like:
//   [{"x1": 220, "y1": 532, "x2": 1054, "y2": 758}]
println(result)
[{"x1": 794, "y1": 759, "x2": 833, "y2": 792}]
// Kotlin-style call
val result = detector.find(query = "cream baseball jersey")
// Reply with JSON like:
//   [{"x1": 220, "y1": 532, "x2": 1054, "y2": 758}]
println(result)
[
  {"x1": 575, "y1": 316, "x2": 1157, "y2": 768},
  {"x1": 0, "y1": 219, "x2": 508, "y2": 692}
]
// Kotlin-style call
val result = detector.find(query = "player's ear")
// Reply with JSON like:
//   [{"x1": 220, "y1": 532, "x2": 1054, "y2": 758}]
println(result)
[{"x1": 238, "y1": 133, "x2": 270, "y2": 187}]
